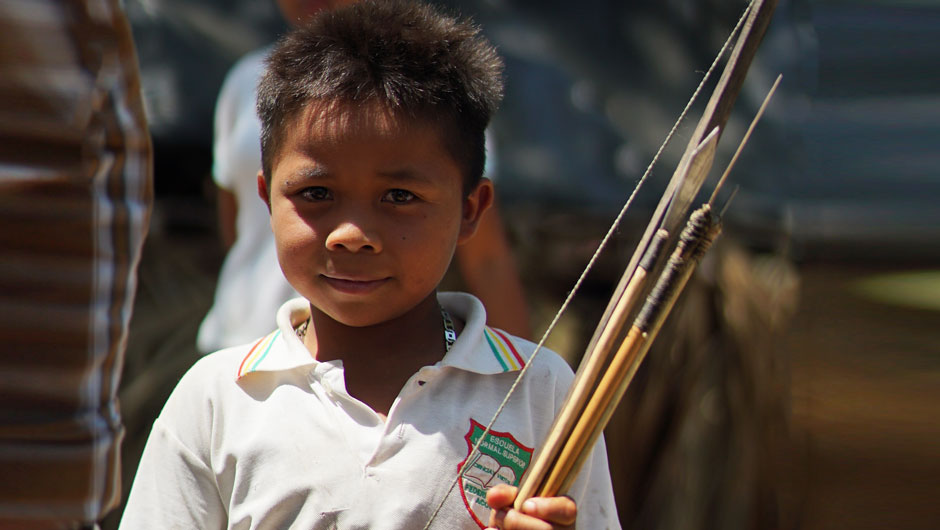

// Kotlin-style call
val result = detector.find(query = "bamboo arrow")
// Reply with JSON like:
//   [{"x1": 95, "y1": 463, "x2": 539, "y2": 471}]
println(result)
[
  {"x1": 533, "y1": 72, "x2": 780, "y2": 500},
  {"x1": 514, "y1": 0, "x2": 780, "y2": 508},
  {"x1": 423, "y1": 2, "x2": 780, "y2": 526},
  {"x1": 512, "y1": 126, "x2": 721, "y2": 505}
]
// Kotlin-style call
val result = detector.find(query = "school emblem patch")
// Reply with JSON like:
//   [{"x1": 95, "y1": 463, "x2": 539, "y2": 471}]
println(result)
[{"x1": 458, "y1": 419, "x2": 534, "y2": 527}]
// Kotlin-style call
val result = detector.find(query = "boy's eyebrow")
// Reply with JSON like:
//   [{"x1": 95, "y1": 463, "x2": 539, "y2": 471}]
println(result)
[
  {"x1": 296, "y1": 166, "x2": 329, "y2": 179},
  {"x1": 376, "y1": 168, "x2": 437, "y2": 185},
  {"x1": 283, "y1": 166, "x2": 329, "y2": 187},
  {"x1": 285, "y1": 165, "x2": 439, "y2": 186}
]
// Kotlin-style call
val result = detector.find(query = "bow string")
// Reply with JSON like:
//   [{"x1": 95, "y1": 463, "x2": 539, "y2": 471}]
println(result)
[{"x1": 423, "y1": 0, "x2": 780, "y2": 526}]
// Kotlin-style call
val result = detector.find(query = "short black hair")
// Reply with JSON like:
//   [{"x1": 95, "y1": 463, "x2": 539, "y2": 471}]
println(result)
[{"x1": 257, "y1": 0, "x2": 504, "y2": 194}]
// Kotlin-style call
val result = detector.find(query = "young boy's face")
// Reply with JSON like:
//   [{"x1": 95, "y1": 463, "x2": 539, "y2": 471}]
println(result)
[{"x1": 259, "y1": 101, "x2": 492, "y2": 328}]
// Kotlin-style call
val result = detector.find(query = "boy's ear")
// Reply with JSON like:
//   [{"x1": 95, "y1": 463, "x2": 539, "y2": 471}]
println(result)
[
  {"x1": 257, "y1": 170, "x2": 272, "y2": 213},
  {"x1": 458, "y1": 178, "x2": 494, "y2": 244}
]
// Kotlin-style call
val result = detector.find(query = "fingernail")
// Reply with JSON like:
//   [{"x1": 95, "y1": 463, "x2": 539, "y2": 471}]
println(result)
[{"x1": 523, "y1": 499, "x2": 537, "y2": 513}]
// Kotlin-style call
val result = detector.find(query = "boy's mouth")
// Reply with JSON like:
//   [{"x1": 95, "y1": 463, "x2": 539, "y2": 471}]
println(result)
[{"x1": 321, "y1": 274, "x2": 389, "y2": 294}]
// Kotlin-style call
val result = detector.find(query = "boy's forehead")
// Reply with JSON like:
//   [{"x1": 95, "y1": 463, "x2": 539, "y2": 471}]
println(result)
[
  {"x1": 272, "y1": 99, "x2": 466, "y2": 189},
  {"x1": 290, "y1": 100, "x2": 424, "y2": 144}
]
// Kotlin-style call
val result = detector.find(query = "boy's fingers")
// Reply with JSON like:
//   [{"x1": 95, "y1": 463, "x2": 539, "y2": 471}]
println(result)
[
  {"x1": 519, "y1": 496, "x2": 577, "y2": 527},
  {"x1": 486, "y1": 506, "x2": 506, "y2": 530},
  {"x1": 486, "y1": 484, "x2": 517, "y2": 529},
  {"x1": 485, "y1": 484, "x2": 518, "y2": 511},
  {"x1": 485, "y1": 488, "x2": 577, "y2": 529},
  {"x1": 488, "y1": 505, "x2": 574, "y2": 530},
  {"x1": 489, "y1": 507, "x2": 549, "y2": 530}
]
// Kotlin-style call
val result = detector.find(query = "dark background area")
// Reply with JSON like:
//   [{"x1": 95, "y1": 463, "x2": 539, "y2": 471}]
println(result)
[{"x1": 105, "y1": 0, "x2": 939, "y2": 528}]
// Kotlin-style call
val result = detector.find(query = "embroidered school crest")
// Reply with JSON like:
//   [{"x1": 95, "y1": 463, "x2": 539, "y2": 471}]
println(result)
[{"x1": 458, "y1": 419, "x2": 534, "y2": 527}]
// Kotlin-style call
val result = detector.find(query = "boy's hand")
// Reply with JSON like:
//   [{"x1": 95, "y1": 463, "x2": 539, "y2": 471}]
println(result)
[{"x1": 485, "y1": 484, "x2": 576, "y2": 530}]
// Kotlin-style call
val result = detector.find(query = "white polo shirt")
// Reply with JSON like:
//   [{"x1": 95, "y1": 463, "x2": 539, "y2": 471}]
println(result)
[{"x1": 121, "y1": 293, "x2": 620, "y2": 529}]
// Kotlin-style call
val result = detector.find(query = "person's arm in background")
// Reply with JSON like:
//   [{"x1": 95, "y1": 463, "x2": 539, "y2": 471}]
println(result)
[
  {"x1": 210, "y1": 53, "x2": 244, "y2": 254},
  {"x1": 456, "y1": 199, "x2": 532, "y2": 338},
  {"x1": 217, "y1": 187, "x2": 238, "y2": 250},
  {"x1": 0, "y1": 0, "x2": 152, "y2": 526}
]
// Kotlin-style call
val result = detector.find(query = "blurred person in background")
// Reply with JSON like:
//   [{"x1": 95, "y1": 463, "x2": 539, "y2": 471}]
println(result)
[
  {"x1": 0, "y1": 0, "x2": 152, "y2": 527},
  {"x1": 198, "y1": 0, "x2": 531, "y2": 354}
]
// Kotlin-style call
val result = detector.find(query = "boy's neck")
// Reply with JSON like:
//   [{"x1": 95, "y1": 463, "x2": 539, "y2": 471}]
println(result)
[{"x1": 303, "y1": 293, "x2": 457, "y2": 416}]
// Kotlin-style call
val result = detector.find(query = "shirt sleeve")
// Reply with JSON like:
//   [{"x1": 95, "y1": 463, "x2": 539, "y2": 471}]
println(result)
[
  {"x1": 568, "y1": 433, "x2": 622, "y2": 530},
  {"x1": 543, "y1": 351, "x2": 621, "y2": 529},
  {"x1": 119, "y1": 417, "x2": 227, "y2": 529},
  {"x1": 535, "y1": 350, "x2": 622, "y2": 529}
]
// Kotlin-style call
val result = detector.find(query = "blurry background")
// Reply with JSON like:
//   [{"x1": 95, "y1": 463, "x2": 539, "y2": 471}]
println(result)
[{"x1": 105, "y1": 0, "x2": 939, "y2": 528}]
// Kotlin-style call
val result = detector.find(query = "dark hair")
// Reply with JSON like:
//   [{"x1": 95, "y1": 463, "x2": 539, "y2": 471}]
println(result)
[{"x1": 257, "y1": 0, "x2": 504, "y2": 194}]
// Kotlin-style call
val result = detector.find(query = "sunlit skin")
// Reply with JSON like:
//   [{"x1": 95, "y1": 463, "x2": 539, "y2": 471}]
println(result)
[
  {"x1": 258, "y1": 100, "x2": 492, "y2": 416},
  {"x1": 487, "y1": 485, "x2": 577, "y2": 530}
]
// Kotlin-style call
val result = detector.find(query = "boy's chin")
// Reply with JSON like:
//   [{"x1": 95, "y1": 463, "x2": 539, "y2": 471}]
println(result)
[{"x1": 309, "y1": 293, "x2": 439, "y2": 329}]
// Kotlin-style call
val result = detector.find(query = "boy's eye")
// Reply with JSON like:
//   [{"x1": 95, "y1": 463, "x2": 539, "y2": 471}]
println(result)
[
  {"x1": 301, "y1": 186, "x2": 332, "y2": 202},
  {"x1": 383, "y1": 189, "x2": 416, "y2": 204}
]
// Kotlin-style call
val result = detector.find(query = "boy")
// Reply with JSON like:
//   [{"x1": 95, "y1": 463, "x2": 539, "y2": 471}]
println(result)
[
  {"x1": 120, "y1": 1, "x2": 619, "y2": 528},
  {"x1": 200, "y1": 0, "x2": 529, "y2": 355}
]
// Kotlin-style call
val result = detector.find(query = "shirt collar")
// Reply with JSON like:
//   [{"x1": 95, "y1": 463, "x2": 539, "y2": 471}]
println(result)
[
  {"x1": 438, "y1": 292, "x2": 529, "y2": 375},
  {"x1": 235, "y1": 293, "x2": 529, "y2": 381},
  {"x1": 235, "y1": 298, "x2": 317, "y2": 380}
]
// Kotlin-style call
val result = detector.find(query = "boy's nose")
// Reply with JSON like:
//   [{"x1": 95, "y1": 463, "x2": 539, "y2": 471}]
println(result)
[{"x1": 325, "y1": 222, "x2": 382, "y2": 253}]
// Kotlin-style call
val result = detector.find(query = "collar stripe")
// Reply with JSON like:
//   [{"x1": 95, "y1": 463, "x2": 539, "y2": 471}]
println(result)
[
  {"x1": 490, "y1": 327, "x2": 526, "y2": 368},
  {"x1": 483, "y1": 329, "x2": 511, "y2": 372},
  {"x1": 236, "y1": 330, "x2": 280, "y2": 379},
  {"x1": 483, "y1": 327, "x2": 525, "y2": 372}
]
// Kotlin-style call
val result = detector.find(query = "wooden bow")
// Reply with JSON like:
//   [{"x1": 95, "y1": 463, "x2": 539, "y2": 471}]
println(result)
[
  {"x1": 424, "y1": 1, "x2": 780, "y2": 526},
  {"x1": 514, "y1": 0, "x2": 781, "y2": 506}
]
